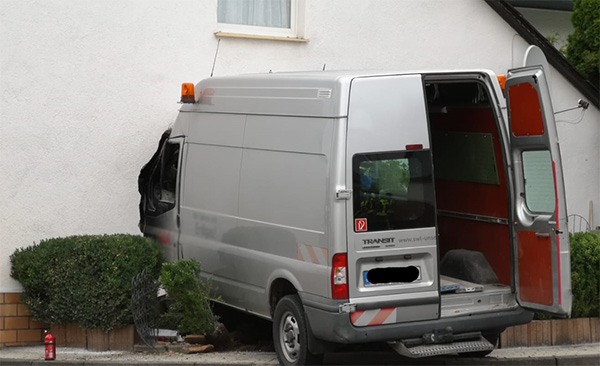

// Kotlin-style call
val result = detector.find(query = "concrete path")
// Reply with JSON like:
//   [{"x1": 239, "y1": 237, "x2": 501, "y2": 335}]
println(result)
[{"x1": 0, "y1": 343, "x2": 598, "y2": 365}]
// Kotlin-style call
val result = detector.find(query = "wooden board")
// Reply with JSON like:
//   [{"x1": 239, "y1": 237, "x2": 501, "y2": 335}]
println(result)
[
  {"x1": 528, "y1": 321, "x2": 552, "y2": 346},
  {"x1": 501, "y1": 318, "x2": 596, "y2": 348},
  {"x1": 108, "y1": 325, "x2": 134, "y2": 351},
  {"x1": 87, "y1": 328, "x2": 109, "y2": 351},
  {"x1": 65, "y1": 323, "x2": 86, "y2": 348}
]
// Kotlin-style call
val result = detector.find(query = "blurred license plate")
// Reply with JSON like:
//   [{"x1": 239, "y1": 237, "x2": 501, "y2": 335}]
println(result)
[{"x1": 363, "y1": 266, "x2": 421, "y2": 286}]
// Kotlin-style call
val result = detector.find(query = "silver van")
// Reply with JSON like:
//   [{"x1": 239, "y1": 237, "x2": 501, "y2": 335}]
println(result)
[{"x1": 139, "y1": 68, "x2": 572, "y2": 365}]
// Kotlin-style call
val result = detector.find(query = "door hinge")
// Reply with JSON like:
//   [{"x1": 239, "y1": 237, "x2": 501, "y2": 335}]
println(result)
[
  {"x1": 339, "y1": 303, "x2": 357, "y2": 313},
  {"x1": 336, "y1": 189, "x2": 352, "y2": 200}
]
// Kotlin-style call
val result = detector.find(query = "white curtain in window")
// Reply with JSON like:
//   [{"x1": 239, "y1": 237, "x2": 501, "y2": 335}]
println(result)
[{"x1": 218, "y1": 0, "x2": 291, "y2": 28}]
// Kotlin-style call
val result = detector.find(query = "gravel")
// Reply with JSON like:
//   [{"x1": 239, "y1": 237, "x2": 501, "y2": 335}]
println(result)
[{"x1": 0, "y1": 343, "x2": 599, "y2": 365}]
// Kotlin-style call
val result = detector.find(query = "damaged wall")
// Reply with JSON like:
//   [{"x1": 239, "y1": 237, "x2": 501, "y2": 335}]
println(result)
[{"x1": 1, "y1": 0, "x2": 598, "y2": 291}]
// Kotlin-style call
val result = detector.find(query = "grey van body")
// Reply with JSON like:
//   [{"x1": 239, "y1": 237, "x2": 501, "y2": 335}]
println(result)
[{"x1": 139, "y1": 69, "x2": 572, "y2": 361}]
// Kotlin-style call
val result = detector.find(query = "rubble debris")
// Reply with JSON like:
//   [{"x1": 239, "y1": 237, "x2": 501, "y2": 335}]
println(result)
[
  {"x1": 182, "y1": 344, "x2": 215, "y2": 354},
  {"x1": 184, "y1": 334, "x2": 208, "y2": 345},
  {"x1": 206, "y1": 322, "x2": 231, "y2": 350}
]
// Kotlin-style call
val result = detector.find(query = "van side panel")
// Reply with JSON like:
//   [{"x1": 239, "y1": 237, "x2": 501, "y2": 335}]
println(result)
[
  {"x1": 238, "y1": 115, "x2": 334, "y2": 311},
  {"x1": 179, "y1": 146, "x2": 243, "y2": 304},
  {"x1": 243, "y1": 115, "x2": 334, "y2": 154},
  {"x1": 239, "y1": 150, "x2": 327, "y2": 233},
  {"x1": 183, "y1": 144, "x2": 242, "y2": 216},
  {"x1": 186, "y1": 112, "x2": 246, "y2": 146},
  {"x1": 180, "y1": 113, "x2": 336, "y2": 317}
]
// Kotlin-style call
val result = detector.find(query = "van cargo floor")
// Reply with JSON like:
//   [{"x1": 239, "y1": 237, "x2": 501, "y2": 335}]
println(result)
[
  {"x1": 440, "y1": 279, "x2": 515, "y2": 318},
  {"x1": 440, "y1": 275, "x2": 483, "y2": 293}
]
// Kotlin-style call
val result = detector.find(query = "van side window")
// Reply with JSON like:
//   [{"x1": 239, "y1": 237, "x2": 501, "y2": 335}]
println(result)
[
  {"x1": 146, "y1": 141, "x2": 180, "y2": 216},
  {"x1": 522, "y1": 150, "x2": 555, "y2": 213},
  {"x1": 353, "y1": 151, "x2": 435, "y2": 232}
]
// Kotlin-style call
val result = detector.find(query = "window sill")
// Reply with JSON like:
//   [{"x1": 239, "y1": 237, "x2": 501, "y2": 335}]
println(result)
[{"x1": 215, "y1": 32, "x2": 309, "y2": 43}]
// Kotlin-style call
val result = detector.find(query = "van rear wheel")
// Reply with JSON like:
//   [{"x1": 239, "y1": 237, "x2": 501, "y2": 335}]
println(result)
[{"x1": 273, "y1": 295, "x2": 323, "y2": 366}]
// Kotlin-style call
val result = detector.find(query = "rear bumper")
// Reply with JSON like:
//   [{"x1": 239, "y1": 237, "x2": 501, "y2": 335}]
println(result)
[{"x1": 300, "y1": 293, "x2": 533, "y2": 344}]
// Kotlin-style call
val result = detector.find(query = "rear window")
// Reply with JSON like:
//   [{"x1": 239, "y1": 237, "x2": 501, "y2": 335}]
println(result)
[
  {"x1": 522, "y1": 150, "x2": 556, "y2": 213},
  {"x1": 353, "y1": 150, "x2": 435, "y2": 232}
]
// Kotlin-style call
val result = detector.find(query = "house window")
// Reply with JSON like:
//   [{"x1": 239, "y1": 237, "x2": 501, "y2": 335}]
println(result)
[{"x1": 217, "y1": 0, "x2": 303, "y2": 38}]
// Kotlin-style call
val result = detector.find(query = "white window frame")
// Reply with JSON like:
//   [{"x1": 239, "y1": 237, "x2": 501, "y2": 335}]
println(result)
[{"x1": 217, "y1": 0, "x2": 305, "y2": 39}]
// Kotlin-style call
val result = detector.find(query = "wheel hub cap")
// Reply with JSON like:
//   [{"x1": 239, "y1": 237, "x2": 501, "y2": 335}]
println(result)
[{"x1": 280, "y1": 311, "x2": 301, "y2": 362}]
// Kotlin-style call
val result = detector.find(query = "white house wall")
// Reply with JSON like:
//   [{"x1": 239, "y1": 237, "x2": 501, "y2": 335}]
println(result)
[{"x1": 0, "y1": 0, "x2": 598, "y2": 291}]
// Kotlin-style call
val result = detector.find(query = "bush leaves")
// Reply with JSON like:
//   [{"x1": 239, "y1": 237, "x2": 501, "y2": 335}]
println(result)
[
  {"x1": 10, "y1": 235, "x2": 162, "y2": 331},
  {"x1": 570, "y1": 231, "x2": 600, "y2": 318},
  {"x1": 160, "y1": 259, "x2": 218, "y2": 336}
]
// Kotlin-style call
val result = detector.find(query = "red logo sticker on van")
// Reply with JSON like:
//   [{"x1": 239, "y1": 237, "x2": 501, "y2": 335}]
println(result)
[{"x1": 355, "y1": 219, "x2": 368, "y2": 232}]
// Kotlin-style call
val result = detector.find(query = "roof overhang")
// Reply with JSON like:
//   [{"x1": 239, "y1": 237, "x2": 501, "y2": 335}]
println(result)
[
  {"x1": 486, "y1": 0, "x2": 599, "y2": 108},
  {"x1": 505, "y1": 0, "x2": 573, "y2": 11}
]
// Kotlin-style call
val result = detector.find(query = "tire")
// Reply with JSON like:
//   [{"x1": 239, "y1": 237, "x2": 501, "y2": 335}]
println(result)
[
  {"x1": 462, "y1": 332, "x2": 499, "y2": 358},
  {"x1": 273, "y1": 295, "x2": 323, "y2": 366}
]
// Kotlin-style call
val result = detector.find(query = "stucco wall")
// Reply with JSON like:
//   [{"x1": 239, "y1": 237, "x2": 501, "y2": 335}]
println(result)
[{"x1": 1, "y1": 0, "x2": 598, "y2": 291}]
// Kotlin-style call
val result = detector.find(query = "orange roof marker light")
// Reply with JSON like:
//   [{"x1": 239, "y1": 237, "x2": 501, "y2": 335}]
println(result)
[
  {"x1": 181, "y1": 83, "x2": 196, "y2": 103},
  {"x1": 497, "y1": 75, "x2": 507, "y2": 93}
]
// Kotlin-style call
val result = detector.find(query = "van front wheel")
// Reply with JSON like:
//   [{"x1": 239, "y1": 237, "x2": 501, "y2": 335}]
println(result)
[{"x1": 273, "y1": 295, "x2": 323, "y2": 366}]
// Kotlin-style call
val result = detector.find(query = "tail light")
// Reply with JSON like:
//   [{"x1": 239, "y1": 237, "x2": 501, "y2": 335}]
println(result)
[{"x1": 331, "y1": 253, "x2": 348, "y2": 299}]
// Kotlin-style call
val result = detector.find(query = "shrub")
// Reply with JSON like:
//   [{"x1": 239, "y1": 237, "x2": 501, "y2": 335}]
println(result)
[
  {"x1": 565, "y1": 0, "x2": 599, "y2": 89},
  {"x1": 535, "y1": 231, "x2": 600, "y2": 320},
  {"x1": 10, "y1": 234, "x2": 162, "y2": 331},
  {"x1": 160, "y1": 259, "x2": 218, "y2": 335},
  {"x1": 570, "y1": 231, "x2": 600, "y2": 318}
]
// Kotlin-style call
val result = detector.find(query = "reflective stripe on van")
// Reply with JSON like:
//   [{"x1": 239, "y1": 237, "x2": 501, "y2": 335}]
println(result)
[
  {"x1": 350, "y1": 307, "x2": 397, "y2": 327},
  {"x1": 297, "y1": 244, "x2": 328, "y2": 266}
]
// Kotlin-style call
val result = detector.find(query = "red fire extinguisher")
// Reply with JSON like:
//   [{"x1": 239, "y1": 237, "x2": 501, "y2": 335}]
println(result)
[{"x1": 44, "y1": 330, "x2": 55, "y2": 361}]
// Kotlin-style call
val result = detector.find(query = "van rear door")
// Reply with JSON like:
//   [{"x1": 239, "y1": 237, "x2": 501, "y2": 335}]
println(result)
[
  {"x1": 505, "y1": 66, "x2": 572, "y2": 316},
  {"x1": 345, "y1": 74, "x2": 440, "y2": 326}
]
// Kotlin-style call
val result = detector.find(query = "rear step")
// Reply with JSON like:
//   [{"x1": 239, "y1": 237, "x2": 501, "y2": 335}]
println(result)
[{"x1": 388, "y1": 333, "x2": 494, "y2": 358}]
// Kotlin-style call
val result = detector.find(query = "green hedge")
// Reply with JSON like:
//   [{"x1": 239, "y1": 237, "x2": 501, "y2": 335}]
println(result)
[
  {"x1": 570, "y1": 231, "x2": 600, "y2": 318},
  {"x1": 160, "y1": 259, "x2": 218, "y2": 336},
  {"x1": 10, "y1": 234, "x2": 162, "y2": 331},
  {"x1": 535, "y1": 231, "x2": 600, "y2": 320}
]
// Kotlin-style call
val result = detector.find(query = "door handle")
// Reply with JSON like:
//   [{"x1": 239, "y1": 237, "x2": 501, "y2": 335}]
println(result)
[{"x1": 535, "y1": 232, "x2": 550, "y2": 237}]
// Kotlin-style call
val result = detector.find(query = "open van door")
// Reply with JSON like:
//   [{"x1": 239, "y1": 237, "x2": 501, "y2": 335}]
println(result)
[
  {"x1": 140, "y1": 136, "x2": 185, "y2": 262},
  {"x1": 505, "y1": 66, "x2": 572, "y2": 317}
]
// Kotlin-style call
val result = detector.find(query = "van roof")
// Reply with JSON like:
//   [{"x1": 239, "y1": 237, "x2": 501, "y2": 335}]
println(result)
[{"x1": 182, "y1": 70, "x2": 497, "y2": 117}]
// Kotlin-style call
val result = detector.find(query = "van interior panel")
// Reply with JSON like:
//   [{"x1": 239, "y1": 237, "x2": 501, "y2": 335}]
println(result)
[
  {"x1": 517, "y1": 231, "x2": 554, "y2": 305},
  {"x1": 430, "y1": 108, "x2": 508, "y2": 219},
  {"x1": 437, "y1": 216, "x2": 511, "y2": 285},
  {"x1": 427, "y1": 84, "x2": 511, "y2": 288}
]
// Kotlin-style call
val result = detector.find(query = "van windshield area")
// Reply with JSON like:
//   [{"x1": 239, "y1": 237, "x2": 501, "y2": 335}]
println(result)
[{"x1": 352, "y1": 151, "x2": 435, "y2": 232}]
